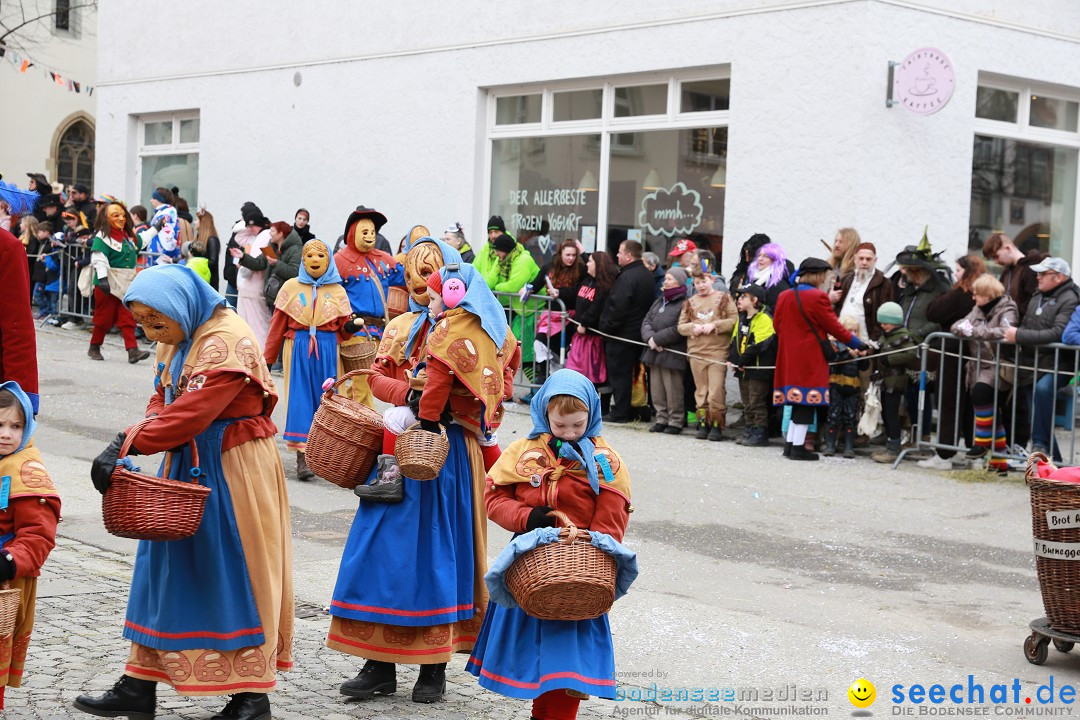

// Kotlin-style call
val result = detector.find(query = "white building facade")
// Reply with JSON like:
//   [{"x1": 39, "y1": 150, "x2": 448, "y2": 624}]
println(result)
[
  {"x1": 94, "y1": 0, "x2": 1080, "y2": 273},
  {"x1": 0, "y1": 0, "x2": 96, "y2": 193}
]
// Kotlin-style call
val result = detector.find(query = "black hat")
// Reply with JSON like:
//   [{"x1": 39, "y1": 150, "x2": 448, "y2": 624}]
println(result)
[
  {"x1": 736, "y1": 283, "x2": 767, "y2": 304},
  {"x1": 72, "y1": 183, "x2": 91, "y2": 194},
  {"x1": 240, "y1": 201, "x2": 263, "y2": 225},
  {"x1": 797, "y1": 257, "x2": 831, "y2": 274},
  {"x1": 492, "y1": 233, "x2": 516, "y2": 253},
  {"x1": 487, "y1": 215, "x2": 506, "y2": 233},
  {"x1": 26, "y1": 173, "x2": 49, "y2": 192},
  {"x1": 893, "y1": 245, "x2": 938, "y2": 272},
  {"x1": 344, "y1": 205, "x2": 388, "y2": 241},
  {"x1": 39, "y1": 194, "x2": 62, "y2": 208}
]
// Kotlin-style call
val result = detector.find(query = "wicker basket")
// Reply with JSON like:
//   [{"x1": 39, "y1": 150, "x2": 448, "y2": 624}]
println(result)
[
  {"x1": 305, "y1": 369, "x2": 384, "y2": 489},
  {"x1": 386, "y1": 286, "x2": 410, "y2": 319},
  {"x1": 0, "y1": 582, "x2": 20, "y2": 636},
  {"x1": 1027, "y1": 452, "x2": 1080, "y2": 634},
  {"x1": 103, "y1": 420, "x2": 211, "y2": 542},
  {"x1": 340, "y1": 339, "x2": 378, "y2": 374},
  {"x1": 504, "y1": 510, "x2": 618, "y2": 621},
  {"x1": 394, "y1": 423, "x2": 449, "y2": 481}
]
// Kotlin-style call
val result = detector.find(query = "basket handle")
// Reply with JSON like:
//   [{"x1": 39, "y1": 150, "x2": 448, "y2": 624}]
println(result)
[
  {"x1": 324, "y1": 368, "x2": 377, "y2": 400},
  {"x1": 547, "y1": 509, "x2": 582, "y2": 543},
  {"x1": 121, "y1": 417, "x2": 202, "y2": 481},
  {"x1": 1026, "y1": 451, "x2": 1054, "y2": 485}
]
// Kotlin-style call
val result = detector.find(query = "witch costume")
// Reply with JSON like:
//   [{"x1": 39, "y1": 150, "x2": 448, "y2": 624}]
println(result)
[
  {"x1": 76, "y1": 265, "x2": 293, "y2": 720},
  {"x1": 326, "y1": 238, "x2": 520, "y2": 704},
  {"x1": 467, "y1": 369, "x2": 634, "y2": 720}
]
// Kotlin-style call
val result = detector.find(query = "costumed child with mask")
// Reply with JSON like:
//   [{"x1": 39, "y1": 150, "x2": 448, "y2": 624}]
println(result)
[
  {"x1": 467, "y1": 369, "x2": 636, "y2": 720},
  {"x1": 0, "y1": 382, "x2": 61, "y2": 710},
  {"x1": 263, "y1": 239, "x2": 356, "y2": 482},
  {"x1": 356, "y1": 262, "x2": 512, "y2": 502}
]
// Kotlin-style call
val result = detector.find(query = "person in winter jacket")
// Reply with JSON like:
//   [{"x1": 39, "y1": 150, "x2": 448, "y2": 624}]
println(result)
[
  {"x1": 728, "y1": 283, "x2": 776, "y2": 447},
  {"x1": 227, "y1": 211, "x2": 274, "y2": 348},
  {"x1": 729, "y1": 233, "x2": 771, "y2": 291},
  {"x1": 600, "y1": 240, "x2": 656, "y2": 423},
  {"x1": 565, "y1": 251, "x2": 618, "y2": 406},
  {"x1": 474, "y1": 232, "x2": 540, "y2": 365},
  {"x1": 138, "y1": 187, "x2": 181, "y2": 265},
  {"x1": 442, "y1": 222, "x2": 474, "y2": 264},
  {"x1": 952, "y1": 274, "x2": 1019, "y2": 472},
  {"x1": 292, "y1": 208, "x2": 314, "y2": 244},
  {"x1": 870, "y1": 303, "x2": 920, "y2": 464},
  {"x1": 983, "y1": 232, "x2": 1047, "y2": 317},
  {"x1": 239, "y1": 221, "x2": 303, "y2": 308},
  {"x1": 641, "y1": 266, "x2": 689, "y2": 434},
  {"x1": 1005, "y1": 257, "x2": 1080, "y2": 459},
  {"x1": 745, "y1": 242, "x2": 792, "y2": 312}
]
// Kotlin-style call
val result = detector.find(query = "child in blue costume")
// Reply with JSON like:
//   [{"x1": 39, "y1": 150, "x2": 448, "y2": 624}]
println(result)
[{"x1": 469, "y1": 369, "x2": 633, "y2": 720}]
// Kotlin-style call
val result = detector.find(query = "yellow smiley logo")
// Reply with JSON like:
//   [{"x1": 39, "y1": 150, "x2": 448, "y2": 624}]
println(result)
[{"x1": 848, "y1": 678, "x2": 876, "y2": 709}]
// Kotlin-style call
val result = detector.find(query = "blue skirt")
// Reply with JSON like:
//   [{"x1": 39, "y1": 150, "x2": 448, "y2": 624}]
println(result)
[
  {"x1": 124, "y1": 419, "x2": 264, "y2": 652},
  {"x1": 283, "y1": 329, "x2": 339, "y2": 446},
  {"x1": 465, "y1": 601, "x2": 617, "y2": 700},
  {"x1": 330, "y1": 424, "x2": 476, "y2": 626}
]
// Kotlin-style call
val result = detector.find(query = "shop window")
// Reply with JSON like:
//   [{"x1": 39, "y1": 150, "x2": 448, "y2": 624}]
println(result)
[
  {"x1": 680, "y1": 79, "x2": 730, "y2": 113},
  {"x1": 56, "y1": 119, "x2": 94, "y2": 189},
  {"x1": 614, "y1": 84, "x2": 667, "y2": 117},
  {"x1": 1030, "y1": 95, "x2": 1079, "y2": 132},
  {"x1": 969, "y1": 135, "x2": 1077, "y2": 257},
  {"x1": 495, "y1": 94, "x2": 541, "y2": 125},
  {"x1": 553, "y1": 89, "x2": 602, "y2": 122},
  {"x1": 975, "y1": 86, "x2": 1019, "y2": 123},
  {"x1": 138, "y1": 112, "x2": 200, "y2": 208},
  {"x1": 489, "y1": 134, "x2": 600, "y2": 263}
]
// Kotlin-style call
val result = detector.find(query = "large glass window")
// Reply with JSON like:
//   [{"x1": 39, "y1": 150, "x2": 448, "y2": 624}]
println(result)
[
  {"x1": 138, "y1": 112, "x2": 199, "y2": 207},
  {"x1": 489, "y1": 135, "x2": 600, "y2": 268}
]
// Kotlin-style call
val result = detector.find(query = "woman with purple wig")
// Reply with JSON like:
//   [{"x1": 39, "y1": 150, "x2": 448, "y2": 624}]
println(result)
[{"x1": 745, "y1": 243, "x2": 793, "y2": 311}]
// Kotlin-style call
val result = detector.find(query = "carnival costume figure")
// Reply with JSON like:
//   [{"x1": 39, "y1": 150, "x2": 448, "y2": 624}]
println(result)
[
  {"x1": 264, "y1": 239, "x2": 355, "y2": 482},
  {"x1": 88, "y1": 200, "x2": 152, "y2": 364},
  {"x1": 0, "y1": 382, "x2": 60, "y2": 710},
  {"x1": 327, "y1": 238, "x2": 520, "y2": 705},
  {"x1": 467, "y1": 369, "x2": 634, "y2": 720},
  {"x1": 78, "y1": 264, "x2": 293, "y2": 720}
]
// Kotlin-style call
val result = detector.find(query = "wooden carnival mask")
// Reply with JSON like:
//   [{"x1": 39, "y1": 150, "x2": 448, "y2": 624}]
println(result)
[
  {"x1": 106, "y1": 203, "x2": 127, "y2": 232},
  {"x1": 403, "y1": 242, "x2": 444, "y2": 306},
  {"x1": 350, "y1": 218, "x2": 377, "y2": 254},
  {"x1": 128, "y1": 301, "x2": 185, "y2": 344},
  {"x1": 303, "y1": 241, "x2": 331, "y2": 280}
]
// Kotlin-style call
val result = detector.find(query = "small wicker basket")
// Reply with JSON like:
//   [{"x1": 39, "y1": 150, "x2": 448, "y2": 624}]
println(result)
[
  {"x1": 1027, "y1": 452, "x2": 1080, "y2": 634},
  {"x1": 305, "y1": 369, "x2": 384, "y2": 489},
  {"x1": 0, "y1": 582, "x2": 20, "y2": 636},
  {"x1": 504, "y1": 510, "x2": 618, "y2": 621},
  {"x1": 394, "y1": 423, "x2": 449, "y2": 481},
  {"x1": 103, "y1": 420, "x2": 211, "y2": 542},
  {"x1": 386, "y1": 286, "x2": 410, "y2": 319},
  {"x1": 340, "y1": 339, "x2": 378, "y2": 374}
]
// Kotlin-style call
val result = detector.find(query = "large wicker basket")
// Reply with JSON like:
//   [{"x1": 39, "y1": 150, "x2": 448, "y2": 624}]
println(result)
[
  {"x1": 0, "y1": 582, "x2": 20, "y2": 636},
  {"x1": 386, "y1": 286, "x2": 409, "y2": 319},
  {"x1": 103, "y1": 420, "x2": 211, "y2": 542},
  {"x1": 505, "y1": 510, "x2": 618, "y2": 621},
  {"x1": 394, "y1": 423, "x2": 449, "y2": 481},
  {"x1": 1027, "y1": 452, "x2": 1080, "y2": 634},
  {"x1": 305, "y1": 369, "x2": 384, "y2": 489},
  {"x1": 340, "y1": 339, "x2": 378, "y2": 374}
]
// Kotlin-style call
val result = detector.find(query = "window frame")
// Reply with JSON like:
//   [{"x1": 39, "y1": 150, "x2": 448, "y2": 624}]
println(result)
[
  {"x1": 485, "y1": 68, "x2": 730, "y2": 251},
  {"x1": 135, "y1": 110, "x2": 201, "y2": 207}
]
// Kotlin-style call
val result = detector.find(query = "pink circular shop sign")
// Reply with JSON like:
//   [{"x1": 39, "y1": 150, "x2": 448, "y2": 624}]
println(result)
[{"x1": 893, "y1": 47, "x2": 955, "y2": 115}]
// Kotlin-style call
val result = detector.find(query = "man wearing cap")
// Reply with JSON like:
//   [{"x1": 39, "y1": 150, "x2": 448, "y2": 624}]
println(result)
[
  {"x1": 830, "y1": 242, "x2": 892, "y2": 341},
  {"x1": 334, "y1": 206, "x2": 406, "y2": 406},
  {"x1": 668, "y1": 238, "x2": 697, "y2": 269},
  {"x1": 1004, "y1": 257, "x2": 1080, "y2": 459}
]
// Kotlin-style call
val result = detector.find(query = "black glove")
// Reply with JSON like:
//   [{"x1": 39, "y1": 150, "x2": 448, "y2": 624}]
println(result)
[
  {"x1": 405, "y1": 389, "x2": 421, "y2": 414},
  {"x1": 526, "y1": 506, "x2": 557, "y2": 531},
  {"x1": 0, "y1": 553, "x2": 15, "y2": 583},
  {"x1": 151, "y1": 214, "x2": 166, "y2": 231},
  {"x1": 342, "y1": 315, "x2": 363, "y2": 335},
  {"x1": 97, "y1": 276, "x2": 111, "y2": 296},
  {"x1": 419, "y1": 418, "x2": 441, "y2": 434},
  {"x1": 91, "y1": 432, "x2": 131, "y2": 495}
]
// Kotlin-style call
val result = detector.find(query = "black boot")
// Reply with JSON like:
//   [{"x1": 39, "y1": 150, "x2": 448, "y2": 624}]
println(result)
[
  {"x1": 783, "y1": 441, "x2": 792, "y2": 457},
  {"x1": 695, "y1": 421, "x2": 709, "y2": 440},
  {"x1": 212, "y1": 692, "x2": 270, "y2": 720},
  {"x1": 340, "y1": 660, "x2": 396, "y2": 699},
  {"x1": 822, "y1": 426, "x2": 838, "y2": 457},
  {"x1": 707, "y1": 423, "x2": 723, "y2": 442},
  {"x1": 73, "y1": 675, "x2": 156, "y2": 719},
  {"x1": 354, "y1": 454, "x2": 404, "y2": 503},
  {"x1": 748, "y1": 426, "x2": 770, "y2": 447},
  {"x1": 412, "y1": 662, "x2": 447, "y2": 703},
  {"x1": 789, "y1": 445, "x2": 820, "y2": 461},
  {"x1": 843, "y1": 428, "x2": 856, "y2": 458}
]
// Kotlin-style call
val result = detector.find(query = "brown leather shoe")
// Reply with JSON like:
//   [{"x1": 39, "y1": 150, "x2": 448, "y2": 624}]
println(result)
[
  {"x1": 88, "y1": 344, "x2": 104, "y2": 361},
  {"x1": 127, "y1": 347, "x2": 150, "y2": 364}
]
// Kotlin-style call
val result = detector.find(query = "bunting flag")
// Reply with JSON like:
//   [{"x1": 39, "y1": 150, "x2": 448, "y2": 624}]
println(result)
[{"x1": 4, "y1": 48, "x2": 93, "y2": 94}]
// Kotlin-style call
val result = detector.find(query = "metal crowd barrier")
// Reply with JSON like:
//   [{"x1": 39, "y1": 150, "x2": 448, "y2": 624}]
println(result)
[
  {"x1": 895, "y1": 331, "x2": 1080, "y2": 469},
  {"x1": 36, "y1": 244, "x2": 172, "y2": 322},
  {"x1": 491, "y1": 290, "x2": 568, "y2": 391}
]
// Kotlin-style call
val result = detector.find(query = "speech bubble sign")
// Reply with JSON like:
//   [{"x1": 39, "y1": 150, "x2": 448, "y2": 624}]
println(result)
[{"x1": 638, "y1": 181, "x2": 704, "y2": 238}]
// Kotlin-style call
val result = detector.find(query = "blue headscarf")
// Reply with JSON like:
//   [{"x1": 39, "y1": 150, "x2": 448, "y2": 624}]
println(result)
[
  {"x1": 528, "y1": 369, "x2": 605, "y2": 494},
  {"x1": 296, "y1": 238, "x2": 343, "y2": 287},
  {"x1": 404, "y1": 237, "x2": 463, "y2": 357},
  {"x1": 0, "y1": 381, "x2": 36, "y2": 455},
  {"x1": 123, "y1": 264, "x2": 229, "y2": 404},
  {"x1": 439, "y1": 262, "x2": 508, "y2": 349}
]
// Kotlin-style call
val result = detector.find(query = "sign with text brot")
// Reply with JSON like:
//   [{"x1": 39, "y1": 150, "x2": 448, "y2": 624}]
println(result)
[
  {"x1": 893, "y1": 47, "x2": 955, "y2": 115},
  {"x1": 638, "y1": 182, "x2": 704, "y2": 238}
]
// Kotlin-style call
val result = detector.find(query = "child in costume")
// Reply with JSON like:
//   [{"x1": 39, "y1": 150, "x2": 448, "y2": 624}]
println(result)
[
  {"x1": 263, "y1": 239, "x2": 356, "y2": 482},
  {"x1": 357, "y1": 263, "x2": 508, "y2": 501},
  {"x1": 823, "y1": 315, "x2": 868, "y2": 458},
  {"x1": 679, "y1": 265, "x2": 737, "y2": 441},
  {"x1": 468, "y1": 369, "x2": 634, "y2": 720},
  {"x1": 728, "y1": 283, "x2": 776, "y2": 447},
  {"x1": 0, "y1": 382, "x2": 61, "y2": 710}
]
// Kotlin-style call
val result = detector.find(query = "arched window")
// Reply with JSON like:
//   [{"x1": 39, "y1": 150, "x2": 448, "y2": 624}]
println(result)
[{"x1": 56, "y1": 120, "x2": 95, "y2": 189}]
